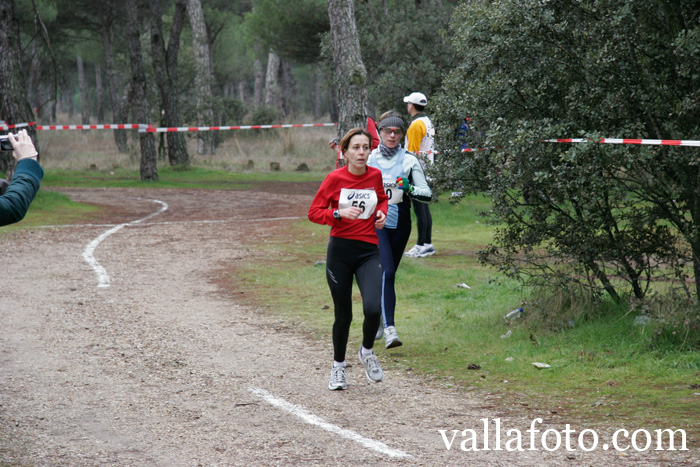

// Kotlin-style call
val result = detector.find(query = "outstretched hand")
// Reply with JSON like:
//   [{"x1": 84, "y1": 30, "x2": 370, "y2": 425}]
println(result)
[{"x1": 8, "y1": 130, "x2": 38, "y2": 161}]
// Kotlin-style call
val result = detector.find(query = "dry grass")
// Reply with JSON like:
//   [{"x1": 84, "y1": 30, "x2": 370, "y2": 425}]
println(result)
[{"x1": 36, "y1": 115, "x2": 338, "y2": 174}]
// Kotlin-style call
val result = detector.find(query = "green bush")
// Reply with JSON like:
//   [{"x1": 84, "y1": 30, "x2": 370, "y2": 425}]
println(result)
[{"x1": 432, "y1": 0, "x2": 700, "y2": 309}]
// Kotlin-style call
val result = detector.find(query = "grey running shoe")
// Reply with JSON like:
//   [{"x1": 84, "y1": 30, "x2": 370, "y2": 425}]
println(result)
[
  {"x1": 384, "y1": 325, "x2": 403, "y2": 349},
  {"x1": 415, "y1": 244, "x2": 436, "y2": 257},
  {"x1": 404, "y1": 244, "x2": 422, "y2": 257},
  {"x1": 375, "y1": 316, "x2": 384, "y2": 340},
  {"x1": 328, "y1": 365, "x2": 348, "y2": 390},
  {"x1": 358, "y1": 349, "x2": 384, "y2": 383}
]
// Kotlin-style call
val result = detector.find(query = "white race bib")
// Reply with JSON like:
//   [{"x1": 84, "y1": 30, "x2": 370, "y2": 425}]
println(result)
[
  {"x1": 338, "y1": 188, "x2": 378, "y2": 219},
  {"x1": 383, "y1": 177, "x2": 404, "y2": 205}
]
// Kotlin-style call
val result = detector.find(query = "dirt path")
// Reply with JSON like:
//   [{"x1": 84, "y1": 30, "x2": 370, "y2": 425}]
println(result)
[{"x1": 1, "y1": 186, "x2": 696, "y2": 466}]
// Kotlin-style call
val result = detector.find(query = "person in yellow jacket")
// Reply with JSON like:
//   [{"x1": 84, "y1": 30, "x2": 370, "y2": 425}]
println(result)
[{"x1": 403, "y1": 92, "x2": 436, "y2": 258}]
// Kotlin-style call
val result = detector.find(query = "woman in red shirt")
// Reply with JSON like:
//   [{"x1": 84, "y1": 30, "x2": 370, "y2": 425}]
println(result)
[{"x1": 308, "y1": 128, "x2": 389, "y2": 390}]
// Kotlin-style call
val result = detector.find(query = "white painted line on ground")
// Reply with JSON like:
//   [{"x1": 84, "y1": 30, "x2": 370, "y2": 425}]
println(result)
[
  {"x1": 82, "y1": 198, "x2": 168, "y2": 288},
  {"x1": 248, "y1": 387, "x2": 412, "y2": 459}
]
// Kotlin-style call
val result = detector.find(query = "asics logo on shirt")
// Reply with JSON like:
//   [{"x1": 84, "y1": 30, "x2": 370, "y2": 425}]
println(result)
[{"x1": 347, "y1": 192, "x2": 373, "y2": 200}]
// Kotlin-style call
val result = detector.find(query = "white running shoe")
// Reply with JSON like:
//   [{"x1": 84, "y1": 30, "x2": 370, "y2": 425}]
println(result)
[
  {"x1": 384, "y1": 325, "x2": 403, "y2": 349},
  {"x1": 404, "y1": 244, "x2": 422, "y2": 257},
  {"x1": 358, "y1": 349, "x2": 384, "y2": 382},
  {"x1": 415, "y1": 244, "x2": 436, "y2": 257},
  {"x1": 328, "y1": 365, "x2": 348, "y2": 390}
]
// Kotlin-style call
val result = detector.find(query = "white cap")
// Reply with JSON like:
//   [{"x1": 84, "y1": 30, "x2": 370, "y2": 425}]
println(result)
[{"x1": 403, "y1": 92, "x2": 428, "y2": 106}]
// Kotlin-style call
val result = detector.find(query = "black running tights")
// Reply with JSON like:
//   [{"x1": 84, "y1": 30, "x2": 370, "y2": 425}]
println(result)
[
  {"x1": 412, "y1": 198, "x2": 432, "y2": 245},
  {"x1": 325, "y1": 237, "x2": 383, "y2": 362}
]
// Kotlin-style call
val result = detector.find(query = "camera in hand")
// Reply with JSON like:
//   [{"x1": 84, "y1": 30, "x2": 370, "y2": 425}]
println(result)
[{"x1": 0, "y1": 135, "x2": 14, "y2": 151}]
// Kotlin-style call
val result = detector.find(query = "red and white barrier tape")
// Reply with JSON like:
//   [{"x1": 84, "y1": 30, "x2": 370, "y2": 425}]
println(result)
[
  {"x1": 37, "y1": 123, "x2": 146, "y2": 131},
  {"x1": 139, "y1": 123, "x2": 337, "y2": 133},
  {"x1": 0, "y1": 121, "x2": 35, "y2": 130},
  {"x1": 543, "y1": 138, "x2": 700, "y2": 147},
  {"x1": 1, "y1": 122, "x2": 146, "y2": 131},
  {"x1": 2, "y1": 119, "x2": 697, "y2": 148},
  {"x1": 1, "y1": 121, "x2": 336, "y2": 133}
]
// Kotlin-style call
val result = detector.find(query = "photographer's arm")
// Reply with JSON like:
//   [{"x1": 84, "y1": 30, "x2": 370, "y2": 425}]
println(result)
[{"x1": 0, "y1": 130, "x2": 44, "y2": 226}]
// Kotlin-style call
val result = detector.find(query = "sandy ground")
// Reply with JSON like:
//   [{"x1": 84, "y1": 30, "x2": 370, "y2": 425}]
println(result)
[{"x1": 1, "y1": 185, "x2": 698, "y2": 466}]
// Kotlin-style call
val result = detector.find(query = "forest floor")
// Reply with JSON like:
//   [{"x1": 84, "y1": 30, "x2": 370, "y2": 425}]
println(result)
[{"x1": 1, "y1": 185, "x2": 698, "y2": 466}]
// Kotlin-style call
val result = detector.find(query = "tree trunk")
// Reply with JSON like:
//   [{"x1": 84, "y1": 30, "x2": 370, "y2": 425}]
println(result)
[
  {"x1": 77, "y1": 54, "x2": 89, "y2": 125},
  {"x1": 328, "y1": 86, "x2": 338, "y2": 123},
  {"x1": 150, "y1": 0, "x2": 190, "y2": 167},
  {"x1": 95, "y1": 63, "x2": 104, "y2": 122},
  {"x1": 48, "y1": 83, "x2": 56, "y2": 122},
  {"x1": 126, "y1": 0, "x2": 158, "y2": 181},
  {"x1": 29, "y1": 39, "x2": 42, "y2": 120},
  {"x1": 253, "y1": 58, "x2": 264, "y2": 110},
  {"x1": 264, "y1": 51, "x2": 281, "y2": 109},
  {"x1": 0, "y1": 0, "x2": 37, "y2": 175},
  {"x1": 186, "y1": 0, "x2": 215, "y2": 155},
  {"x1": 327, "y1": 0, "x2": 369, "y2": 140},
  {"x1": 237, "y1": 81, "x2": 248, "y2": 106},
  {"x1": 312, "y1": 64, "x2": 323, "y2": 119},
  {"x1": 280, "y1": 59, "x2": 295, "y2": 119},
  {"x1": 101, "y1": 20, "x2": 128, "y2": 153},
  {"x1": 119, "y1": 85, "x2": 133, "y2": 148},
  {"x1": 67, "y1": 82, "x2": 74, "y2": 119}
]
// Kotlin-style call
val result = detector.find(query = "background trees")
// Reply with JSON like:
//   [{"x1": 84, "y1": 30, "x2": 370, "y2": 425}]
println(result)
[
  {"x1": 3, "y1": 0, "x2": 460, "y2": 162},
  {"x1": 354, "y1": 0, "x2": 455, "y2": 117},
  {"x1": 6, "y1": 0, "x2": 700, "y2": 311}
]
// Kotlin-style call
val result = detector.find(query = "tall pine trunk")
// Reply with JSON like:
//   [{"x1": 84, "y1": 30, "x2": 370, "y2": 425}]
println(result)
[
  {"x1": 187, "y1": 0, "x2": 215, "y2": 155},
  {"x1": 67, "y1": 83, "x2": 74, "y2": 119},
  {"x1": 101, "y1": 20, "x2": 128, "y2": 153},
  {"x1": 126, "y1": 0, "x2": 158, "y2": 181},
  {"x1": 280, "y1": 59, "x2": 295, "y2": 119},
  {"x1": 29, "y1": 39, "x2": 42, "y2": 119},
  {"x1": 328, "y1": 86, "x2": 338, "y2": 123},
  {"x1": 150, "y1": 0, "x2": 189, "y2": 167},
  {"x1": 253, "y1": 58, "x2": 264, "y2": 110},
  {"x1": 237, "y1": 81, "x2": 248, "y2": 106},
  {"x1": 312, "y1": 64, "x2": 323, "y2": 120},
  {"x1": 264, "y1": 51, "x2": 281, "y2": 109},
  {"x1": 327, "y1": 0, "x2": 368, "y2": 140},
  {"x1": 0, "y1": 0, "x2": 37, "y2": 176},
  {"x1": 77, "y1": 54, "x2": 89, "y2": 124},
  {"x1": 95, "y1": 63, "x2": 104, "y2": 122}
]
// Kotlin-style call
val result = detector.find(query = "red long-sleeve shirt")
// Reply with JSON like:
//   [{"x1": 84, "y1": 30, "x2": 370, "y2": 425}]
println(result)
[{"x1": 308, "y1": 166, "x2": 389, "y2": 245}]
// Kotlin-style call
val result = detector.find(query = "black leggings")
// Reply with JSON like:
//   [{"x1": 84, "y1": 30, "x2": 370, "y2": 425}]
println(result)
[
  {"x1": 376, "y1": 223, "x2": 411, "y2": 328},
  {"x1": 326, "y1": 237, "x2": 383, "y2": 362},
  {"x1": 412, "y1": 198, "x2": 432, "y2": 245}
]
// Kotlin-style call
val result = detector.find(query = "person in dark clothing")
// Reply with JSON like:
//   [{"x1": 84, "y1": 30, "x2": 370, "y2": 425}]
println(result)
[
  {"x1": 367, "y1": 112, "x2": 432, "y2": 348},
  {"x1": 0, "y1": 130, "x2": 44, "y2": 227}
]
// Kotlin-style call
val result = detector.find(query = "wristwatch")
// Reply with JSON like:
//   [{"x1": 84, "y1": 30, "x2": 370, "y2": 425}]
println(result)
[{"x1": 333, "y1": 209, "x2": 341, "y2": 220}]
